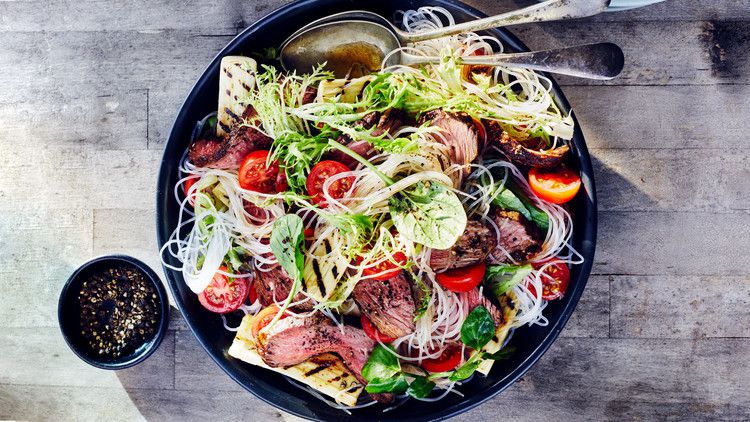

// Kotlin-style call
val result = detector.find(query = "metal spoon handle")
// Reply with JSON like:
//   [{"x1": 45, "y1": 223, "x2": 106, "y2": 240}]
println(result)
[
  {"x1": 401, "y1": 42, "x2": 624, "y2": 80},
  {"x1": 399, "y1": 0, "x2": 610, "y2": 43}
]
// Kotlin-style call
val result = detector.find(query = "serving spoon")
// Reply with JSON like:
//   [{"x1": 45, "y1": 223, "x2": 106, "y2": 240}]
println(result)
[{"x1": 280, "y1": 0, "x2": 612, "y2": 78}]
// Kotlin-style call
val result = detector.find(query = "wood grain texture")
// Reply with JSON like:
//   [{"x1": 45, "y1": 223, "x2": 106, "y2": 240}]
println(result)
[{"x1": 0, "y1": 0, "x2": 748, "y2": 420}]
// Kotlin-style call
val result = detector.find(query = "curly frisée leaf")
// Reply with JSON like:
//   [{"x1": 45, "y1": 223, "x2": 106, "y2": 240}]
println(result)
[{"x1": 389, "y1": 180, "x2": 467, "y2": 249}]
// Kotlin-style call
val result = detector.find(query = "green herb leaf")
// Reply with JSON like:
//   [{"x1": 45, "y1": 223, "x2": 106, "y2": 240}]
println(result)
[
  {"x1": 460, "y1": 306, "x2": 496, "y2": 351},
  {"x1": 406, "y1": 376, "x2": 435, "y2": 398},
  {"x1": 390, "y1": 181, "x2": 467, "y2": 250},
  {"x1": 448, "y1": 355, "x2": 483, "y2": 382},
  {"x1": 485, "y1": 263, "x2": 533, "y2": 297},
  {"x1": 365, "y1": 374, "x2": 409, "y2": 394},
  {"x1": 484, "y1": 346, "x2": 516, "y2": 361},
  {"x1": 492, "y1": 188, "x2": 532, "y2": 222},
  {"x1": 362, "y1": 344, "x2": 402, "y2": 382},
  {"x1": 269, "y1": 214, "x2": 305, "y2": 324},
  {"x1": 409, "y1": 272, "x2": 431, "y2": 322},
  {"x1": 225, "y1": 247, "x2": 244, "y2": 272},
  {"x1": 507, "y1": 184, "x2": 549, "y2": 233}
]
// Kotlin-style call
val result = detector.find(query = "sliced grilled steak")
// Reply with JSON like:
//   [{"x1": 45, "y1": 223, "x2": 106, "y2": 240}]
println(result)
[
  {"x1": 254, "y1": 266, "x2": 313, "y2": 311},
  {"x1": 257, "y1": 313, "x2": 392, "y2": 402},
  {"x1": 493, "y1": 210, "x2": 542, "y2": 263},
  {"x1": 464, "y1": 289, "x2": 504, "y2": 326},
  {"x1": 352, "y1": 272, "x2": 416, "y2": 339},
  {"x1": 429, "y1": 220, "x2": 497, "y2": 272},
  {"x1": 486, "y1": 120, "x2": 569, "y2": 168},
  {"x1": 188, "y1": 125, "x2": 272, "y2": 169},
  {"x1": 419, "y1": 110, "x2": 479, "y2": 176},
  {"x1": 330, "y1": 109, "x2": 406, "y2": 168}
]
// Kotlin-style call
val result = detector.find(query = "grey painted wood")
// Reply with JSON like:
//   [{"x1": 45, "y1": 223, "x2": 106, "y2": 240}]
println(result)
[{"x1": 1, "y1": 0, "x2": 748, "y2": 421}]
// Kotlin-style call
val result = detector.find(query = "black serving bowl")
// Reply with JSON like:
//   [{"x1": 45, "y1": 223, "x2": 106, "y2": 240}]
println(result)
[
  {"x1": 156, "y1": 0, "x2": 597, "y2": 420},
  {"x1": 58, "y1": 255, "x2": 170, "y2": 370}
]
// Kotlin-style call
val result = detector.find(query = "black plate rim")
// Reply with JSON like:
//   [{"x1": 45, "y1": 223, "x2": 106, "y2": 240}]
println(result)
[{"x1": 155, "y1": 0, "x2": 597, "y2": 420}]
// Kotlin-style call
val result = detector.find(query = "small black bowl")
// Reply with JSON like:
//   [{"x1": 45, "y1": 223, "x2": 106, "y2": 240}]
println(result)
[{"x1": 58, "y1": 255, "x2": 170, "y2": 370}]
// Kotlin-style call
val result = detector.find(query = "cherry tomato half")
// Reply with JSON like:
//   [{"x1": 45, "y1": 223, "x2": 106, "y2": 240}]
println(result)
[
  {"x1": 357, "y1": 252, "x2": 408, "y2": 281},
  {"x1": 182, "y1": 177, "x2": 197, "y2": 206},
  {"x1": 238, "y1": 150, "x2": 284, "y2": 193},
  {"x1": 528, "y1": 167, "x2": 581, "y2": 204},
  {"x1": 248, "y1": 279, "x2": 258, "y2": 305},
  {"x1": 435, "y1": 262, "x2": 487, "y2": 293},
  {"x1": 197, "y1": 267, "x2": 249, "y2": 313},
  {"x1": 250, "y1": 305, "x2": 287, "y2": 339},
  {"x1": 421, "y1": 345, "x2": 463, "y2": 373},
  {"x1": 306, "y1": 160, "x2": 353, "y2": 206},
  {"x1": 360, "y1": 314, "x2": 397, "y2": 343},
  {"x1": 530, "y1": 259, "x2": 570, "y2": 300}
]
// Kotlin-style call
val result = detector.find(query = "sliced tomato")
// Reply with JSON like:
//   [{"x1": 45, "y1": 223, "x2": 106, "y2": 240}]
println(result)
[
  {"x1": 238, "y1": 150, "x2": 282, "y2": 193},
  {"x1": 360, "y1": 314, "x2": 397, "y2": 343},
  {"x1": 197, "y1": 267, "x2": 249, "y2": 313},
  {"x1": 183, "y1": 177, "x2": 197, "y2": 206},
  {"x1": 530, "y1": 259, "x2": 570, "y2": 300},
  {"x1": 421, "y1": 345, "x2": 463, "y2": 373},
  {"x1": 528, "y1": 167, "x2": 581, "y2": 204},
  {"x1": 248, "y1": 279, "x2": 258, "y2": 304},
  {"x1": 250, "y1": 305, "x2": 287, "y2": 339},
  {"x1": 275, "y1": 168, "x2": 289, "y2": 193},
  {"x1": 303, "y1": 227, "x2": 315, "y2": 239},
  {"x1": 306, "y1": 160, "x2": 353, "y2": 206},
  {"x1": 357, "y1": 251, "x2": 407, "y2": 281},
  {"x1": 436, "y1": 262, "x2": 486, "y2": 293}
]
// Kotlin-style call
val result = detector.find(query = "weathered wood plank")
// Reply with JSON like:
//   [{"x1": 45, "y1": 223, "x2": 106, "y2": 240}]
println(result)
[
  {"x1": 561, "y1": 275, "x2": 610, "y2": 338},
  {"x1": 513, "y1": 20, "x2": 750, "y2": 86},
  {"x1": 1, "y1": 0, "x2": 749, "y2": 32},
  {"x1": 592, "y1": 148, "x2": 750, "y2": 212},
  {"x1": 594, "y1": 211, "x2": 750, "y2": 276},
  {"x1": 0, "y1": 208, "x2": 92, "y2": 328},
  {"x1": 0, "y1": 385, "x2": 299, "y2": 422},
  {"x1": 0, "y1": 145, "x2": 161, "y2": 210},
  {"x1": 610, "y1": 275, "x2": 750, "y2": 339},
  {"x1": 0, "y1": 87, "x2": 147, "y2": 150},
  {"x1": 174, "y1": 329, "x2": 245, "y2": 392},
  {"x1": 0, "y1": 327, "x2": 174, "y2": 389},
  {"x1": 456, "y1": 337, "x2": 750, "y2": 422},
  {"x1": 566, "y1": 84, "x2": 750, "y2": 150}
]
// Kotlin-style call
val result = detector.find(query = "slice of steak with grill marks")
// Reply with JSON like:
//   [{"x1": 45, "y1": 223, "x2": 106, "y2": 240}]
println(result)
[
  {"x1": 330, "y1": 109, "x2": 406, "y2": 168},
  {"x1": 486, "y1": 120, "x2": 569, "y2": 168},
  {"x1": 493, "y1": 209, "x2": 542, "y2": 263},
  {"x1": 257, "y1": 313, "x2": 392, "y2": 402},
  {"x1": 188, "y1": 125, "x2": 272, "y2": 169},
  {"x1": 419, "y1": 110, "x2": 479, "y2": 176},
  {"x1": 429, "y1": 220, "x2": 497, "y2": 272},
  {"x1": 464, "y1": 289, "x2": 504, "y2": 326},
  {"x1": 254, "y1": 265, "x2": 313, "y2": 311},
  {"x1": 352, "y1": 272, "x2": 416, "y2": 339}
]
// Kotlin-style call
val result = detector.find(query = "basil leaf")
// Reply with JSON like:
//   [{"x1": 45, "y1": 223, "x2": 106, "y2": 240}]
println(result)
[
  {"x1": 406, "y1": 376, "x2": 435, "y2": 398},
  {"x1": 507, "y1": 184, "x2": 549, "y2": 233},
  {"x1": 485, "y1": 263, "x2": 533, "y2": 297},
  {"x1": 492, "y1": 188, "x2": 532, "y2": 222},
  {"x1": 362, "y1": 344, "x2": 401, "y2": 382},
  {"x1": 365, "y1": 374, "x2": 409, "y2": 394},
  {"x1": 390, "y1": 181, "x2": 467, "y2": 250},
  {"x1": 460, "y1": 306, "x2": 496, "y2": 350},
  {"x1": 270, "y1": 214, "x2": 305, "y2": 282},
  {"x1": 448, "y1": 356, "x2": 483, "y2": 382},
  {"x1": 484, "y1": 346, "x2": 516, "y2": 361}
]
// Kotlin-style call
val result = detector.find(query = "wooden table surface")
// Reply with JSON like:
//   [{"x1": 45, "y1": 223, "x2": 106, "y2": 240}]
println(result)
[{"x1": 1, "y1": 0, "x2": 749, "y2": 420}]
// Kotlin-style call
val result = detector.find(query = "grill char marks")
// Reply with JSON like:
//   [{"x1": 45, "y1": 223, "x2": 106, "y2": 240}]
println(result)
[
  {"x1": 486, "y1": 120, "x2": 569, "y2": 168},
  {"x1": 188, "y1": 125, "x2": 272, "y2": 169},
  {"x1": 429, "y1": 220, "x2": 497, "y2": 272},
  {"x1": 256, "y1": 313, "x2": 392, "y2": 402},
  {"x1": 352, "y1": 272, "x2": 416, "y2": 339}
]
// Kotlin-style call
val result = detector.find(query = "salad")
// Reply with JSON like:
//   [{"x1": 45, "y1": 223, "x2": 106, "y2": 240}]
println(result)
[{"x1": 161, "y1": 6, "x2": 583, "y2": 411}]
